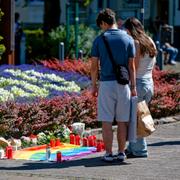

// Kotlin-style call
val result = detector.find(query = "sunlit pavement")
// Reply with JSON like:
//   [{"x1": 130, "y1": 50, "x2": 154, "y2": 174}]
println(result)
[{"x1": 0, "y1": 118, "x2": 180, "y2": 180}]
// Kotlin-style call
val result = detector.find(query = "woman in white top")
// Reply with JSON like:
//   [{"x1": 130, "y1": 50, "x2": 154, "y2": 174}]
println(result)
[{"x1": 123, "y1": 17, "x2": 157, "y2": 158}]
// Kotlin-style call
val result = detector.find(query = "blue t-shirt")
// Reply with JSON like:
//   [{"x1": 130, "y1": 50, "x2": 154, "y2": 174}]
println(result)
[{"x1": 91, "y1": 29, "x2": 135, "y2": 81}]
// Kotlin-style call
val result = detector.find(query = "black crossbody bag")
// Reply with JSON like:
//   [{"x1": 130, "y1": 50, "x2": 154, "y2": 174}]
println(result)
[{"x1": 103, "y1": 35, "x2": 129, "y2": 85}]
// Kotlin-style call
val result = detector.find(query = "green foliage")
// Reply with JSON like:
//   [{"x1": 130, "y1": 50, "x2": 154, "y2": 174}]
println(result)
[
  {"x1": 24, "y1": 29, "x2": 51, "y2": 61},
  {"x1": 81, "y1": 0, "x2": 93, "y2": 6},
  {"x1": 0, "y1": 9, "x2": 5, "y2": 60},
  {"x1": 49, "y1": 24, "x2": 97, "y2": 58},
  {"x1": 25, "y1": 24, "x2": 97, "y2": 61}
]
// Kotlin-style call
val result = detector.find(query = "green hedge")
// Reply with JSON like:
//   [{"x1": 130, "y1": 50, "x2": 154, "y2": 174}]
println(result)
[
  {"x1": 24, "y1": 24, "x2": 97, "y2": 62},
  {"x1": 0, "y1": 9, "x2": 5, "y2": 60}
]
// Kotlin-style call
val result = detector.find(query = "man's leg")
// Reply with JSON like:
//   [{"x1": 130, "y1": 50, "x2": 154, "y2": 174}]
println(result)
[
  {"x1": 102, "y1": 122, "x2": 113, "y2": 154},
  {"x1": 171, "y1": 48, "x2": 178, "y2": 61},
  {"x1": 167, "y1": 47, "x2": 177, "y2": 64},
  {"x1": 117, "y1": 122, "x2": 128, "y2": 153}
]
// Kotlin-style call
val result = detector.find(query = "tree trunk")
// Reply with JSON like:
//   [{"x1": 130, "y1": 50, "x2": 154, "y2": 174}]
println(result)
[{"x1": 43, "y1": 0, "x2": 61, "y2": 34}]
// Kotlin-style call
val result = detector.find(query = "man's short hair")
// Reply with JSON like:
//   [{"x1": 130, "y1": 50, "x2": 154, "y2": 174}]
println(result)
[{"x1": 96, "y1": 8, "x2": 116, "y2": 27}]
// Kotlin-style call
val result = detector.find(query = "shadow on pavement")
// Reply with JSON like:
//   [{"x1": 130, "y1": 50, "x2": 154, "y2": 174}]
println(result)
[
  {"x1": 0, "y1": 157, "x2": 131, "y2": 171},
  {"x1": 148, "y1": 140, "x2": 180, "y2": 146}
]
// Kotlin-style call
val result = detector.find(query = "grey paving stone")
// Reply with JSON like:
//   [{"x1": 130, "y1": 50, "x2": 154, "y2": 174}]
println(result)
[{"x1": 0, "y1": 121, "x2": 180, "y2": 180}]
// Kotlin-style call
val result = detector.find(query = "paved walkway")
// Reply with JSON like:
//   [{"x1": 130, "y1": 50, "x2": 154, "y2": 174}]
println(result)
[
  {"x1": 0, "y1": 118, "x2": 180, "y2": 180},
  {"x1": 163, "y1": 61, "x2": 180, "y2": 73}
]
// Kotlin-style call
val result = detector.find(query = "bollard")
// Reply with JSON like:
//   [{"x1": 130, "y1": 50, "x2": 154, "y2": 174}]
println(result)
[
  {"x1": 20, "y1": 33, "x2": 26, "y2": 64},
  {"x1": 155, "y1": 41, "x2": 160, "y2": 50},
  {"x1": 59, "y1": 42, "x2": 64, "y2": 61},
  {"x1": 78, "y1": 49, "x2": 83, "y2": 59},
  {"x1": 158, "y1": 48, "x2": 164, "y2": 70},
  {"x1": 155, "y1": 41, "x2": 163, "y2": 70}
]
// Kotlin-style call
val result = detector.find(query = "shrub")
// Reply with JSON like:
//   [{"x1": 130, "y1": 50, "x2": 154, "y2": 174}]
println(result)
[
  {"x1": 49, "y1": 24, "x2": 97, "y2": 59},
  {"x1": 0, "y1": 90, "x2": 97, "y2": 138},
  {"x1": 40, "y1": 58, "x2": 91, "y2": 77},
  {"x1": 24, "y1": 29, "x2": 50, "y2": 62},
  {"x1": 149, "y1": 67, "x2": 180, "y2": 118},
  {"x1": 24, "y1": 24, "x2": 97, "y2": 62},
  {"x1": 0, "y1": 9, "x2": 5, "y2": 60}
]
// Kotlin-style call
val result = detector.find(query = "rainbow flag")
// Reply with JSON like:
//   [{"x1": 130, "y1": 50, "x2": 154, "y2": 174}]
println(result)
[{"x1": 13, "y1": 143, "x2": 97, "y2": 161}]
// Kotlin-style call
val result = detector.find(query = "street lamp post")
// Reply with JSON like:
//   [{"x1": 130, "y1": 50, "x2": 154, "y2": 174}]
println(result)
[
  {"x1": 140, "y1": 0, "x2": 144, "y2": 25},
  {"x1": 75, "y1": 0, "x2": 79, "y2": 59},
  {"x1": 65, "y1": 1, "x2": 70, "y2": 56}
]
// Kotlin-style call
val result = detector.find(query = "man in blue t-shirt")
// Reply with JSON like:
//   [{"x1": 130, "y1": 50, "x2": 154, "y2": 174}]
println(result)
[{"x1": 91, "y1": 8, "x2": 137, "y2": 162}]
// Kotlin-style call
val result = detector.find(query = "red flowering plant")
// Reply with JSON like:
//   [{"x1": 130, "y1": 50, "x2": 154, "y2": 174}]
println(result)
[
  {"x1": 39, "y1": 58, "x2": 91, "y2": 77},
  {"x1": 149, "y1": 67, "x2": 180, "y2": 118},
  {"x1": 0, "y1": 90, "x2": 98, "y2": 138}
]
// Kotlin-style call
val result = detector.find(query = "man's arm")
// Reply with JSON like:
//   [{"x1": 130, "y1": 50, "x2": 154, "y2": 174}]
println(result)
[
  {"x1": 90, "y1": 57, "x2": 99, "y2": 97},
  {"x1": 128, "y1": 58, "x2": 137, "y2": 96}
]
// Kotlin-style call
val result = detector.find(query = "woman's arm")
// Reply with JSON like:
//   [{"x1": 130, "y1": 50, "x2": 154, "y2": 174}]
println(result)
[{"x1": 134, "y1": 40, "x2": 141, "y2": 70}]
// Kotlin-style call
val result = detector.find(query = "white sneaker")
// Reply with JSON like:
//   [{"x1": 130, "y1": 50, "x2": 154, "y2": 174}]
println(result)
[
  {"x1": 102, "y1": 153, "x2": 114, "y2": 162},
  {"x1": 169, "y1": 60, "x2": 177, "y2": 65}
]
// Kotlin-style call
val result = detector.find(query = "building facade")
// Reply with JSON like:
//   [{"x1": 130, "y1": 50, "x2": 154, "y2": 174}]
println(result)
[{"x1": 15, "y1": 0, "x2": 180, "y2": 47}]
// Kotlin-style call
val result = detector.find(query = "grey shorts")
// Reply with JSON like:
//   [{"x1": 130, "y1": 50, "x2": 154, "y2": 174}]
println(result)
[{"x1": 98, "y1": 81, "x2": 131, "y2": 122}]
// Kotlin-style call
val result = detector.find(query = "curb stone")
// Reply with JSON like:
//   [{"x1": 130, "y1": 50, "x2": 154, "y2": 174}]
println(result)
[{"x1": 89, "y1": 114, "x2": 180, "y2": 136}]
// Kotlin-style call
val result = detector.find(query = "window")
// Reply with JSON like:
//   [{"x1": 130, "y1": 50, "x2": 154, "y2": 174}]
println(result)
[
  {"x1": 98, "y1": 0, "x2": 103, "y2": 9},
  {"x1": 127, "y1": 0, "x2": 140, "y2": 3},
  {"x1": 179, "y1": 0, "x2": 180, "y2": 10},
  {"x1": 30, "y1": 0, "x2": 44, "y2": 1},
  {"x1": 107, "y1": 0, "x2": 110, "y2": 8}
]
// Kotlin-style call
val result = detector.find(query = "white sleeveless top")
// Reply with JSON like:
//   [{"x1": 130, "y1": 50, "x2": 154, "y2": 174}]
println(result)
[{"x1": 136, "y1": 54, "x2": 156, "y2": 79}]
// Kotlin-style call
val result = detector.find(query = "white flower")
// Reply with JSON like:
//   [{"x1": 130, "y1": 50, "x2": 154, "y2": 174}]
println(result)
[{"x1": 21, "y1": 136, "x2": 31, "y2": 143}]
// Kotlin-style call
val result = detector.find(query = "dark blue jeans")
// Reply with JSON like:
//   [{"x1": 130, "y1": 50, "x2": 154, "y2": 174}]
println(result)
[{"x1": 165, "y1": 47, "x2": 178, "y2": 63}]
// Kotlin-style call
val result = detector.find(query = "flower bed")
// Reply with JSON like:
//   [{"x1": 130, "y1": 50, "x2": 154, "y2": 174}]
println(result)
[
  {"x1": 0, "y1": 60, "x2": 179, "y2": 137},
  {"x1": 149, "y1": 67, "x2": 180, "y2": 118},
  {"x1": 40, "y1": 58, "x2": 91, "y2": 77},
  {"x1": 40, "y1": 59, "x2": 180, "y2": 119},
  {"x1": 0, "y1": 90, "x2": 97, "y2": 138},
  {"x1": 0, "y1": 64, "x2": 90, "y2": 103}
]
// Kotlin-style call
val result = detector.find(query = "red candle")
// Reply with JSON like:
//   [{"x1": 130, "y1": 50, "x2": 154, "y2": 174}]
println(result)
[
  {"x1": 75, "y1": 135, "x2": 81, "y2": 145},
  {"x1": 55, "y1": 138, "x2": 61, "y2": 146},
  {"x1": 96, "y1": 141, "x2": 102, "y2": 152},
  {"x1": 70, "y1": 134, "x2": 75, "y2": 144},
  {"x1": 88, "y1": 136, "x2": 94, "y2": 147},
  {"x1": 93, "y1": 135, "x2": 97, "y2": 147},
  {"x1": 6, "y1": 146, "x2": 13, "y2": 159},
  {"x1": 50, "y1": 139, "x2": 56, "y2": 147},
  {"x1": 82, "y1": 137, "x2": 88, "y2": 146},
  {"x1": 56, "y1": 151, "x2": 62, "y2": 162}
]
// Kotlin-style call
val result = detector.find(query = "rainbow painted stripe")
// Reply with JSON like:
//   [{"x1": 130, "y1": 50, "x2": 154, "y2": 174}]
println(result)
[{"x1": 13, "y1": 143, "x2": 97, "y2": 161}]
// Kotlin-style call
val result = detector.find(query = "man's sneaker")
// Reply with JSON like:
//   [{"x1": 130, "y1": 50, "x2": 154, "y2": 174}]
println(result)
[
  {"x1": 126, "y1": 153, "x2": 148, "y2": 159},
  {"x1": 168, "y1": 60, "x2": 177, "y2": 65},
  {"x1": 102, "y1": 153, "x2": 114, "y2": 162},
  {"x1": 116, "y1": 152, "x2": 127, "y2": 162},
  {"x1": 125, "y1": 149, "x2": 131, "y2": 155}
]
